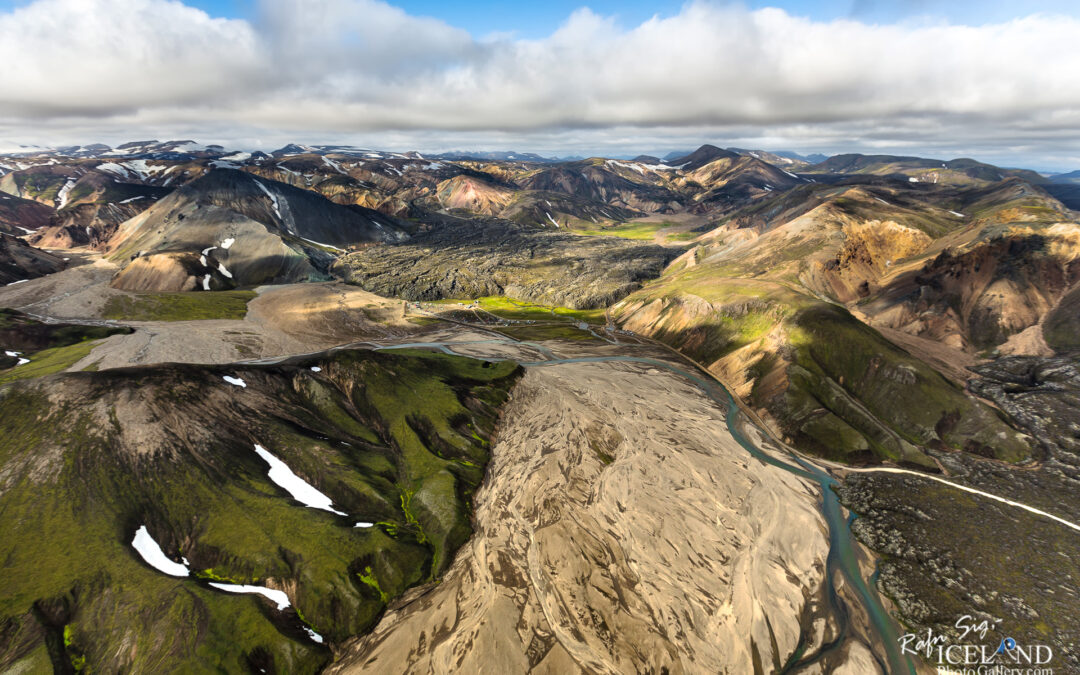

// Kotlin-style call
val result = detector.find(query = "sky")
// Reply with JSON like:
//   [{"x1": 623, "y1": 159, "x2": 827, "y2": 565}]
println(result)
[{"x1": 1, "y1": 0, "x2": 1079, "y2": 170}]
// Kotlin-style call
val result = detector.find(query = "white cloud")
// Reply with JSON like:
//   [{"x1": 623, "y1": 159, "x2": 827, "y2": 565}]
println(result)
[
  {"x1": 0, "y1": 0, "x2": 262, "y2": 115},
  {"x1": 1, "y1": 0, "x2": 1080, "y2": 166}
]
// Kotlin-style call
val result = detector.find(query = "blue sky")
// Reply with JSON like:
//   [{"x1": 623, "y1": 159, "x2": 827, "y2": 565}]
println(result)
[
  {"x1": 385, "y1": 0, "x2": 1080, "y2": 36},
  {"x1": 6, "y1": 0, "x2": 1079, "y2": 36},
  {"x1": 199, "y1": 0, "x2": 1074, "y2": 31}
]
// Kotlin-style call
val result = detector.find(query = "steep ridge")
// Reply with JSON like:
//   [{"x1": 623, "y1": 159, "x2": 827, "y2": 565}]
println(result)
[
  {"x1": 864, "y1": 224, "x2": 1080, "y2": 350},
  {"x1": 0, "y1": 164, "x2": 85, "y2": 208},
  {"x1": 678, "y1": 154, "x2": 804, "y2": 214}
]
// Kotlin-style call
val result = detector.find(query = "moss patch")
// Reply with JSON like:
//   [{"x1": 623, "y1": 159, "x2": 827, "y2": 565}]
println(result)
[
  {"x1": 0, "y1": 340, "x2": 104, "y2": 384},
  {"x1": 574, "y1": 222, "x2": 667, "y2": 240},
  {"x1": 102, "y1": 291, "x2": 256, "y2": 322},
  {"x1": 432, "y1": 295, "x2": 605, "y2": 323}
]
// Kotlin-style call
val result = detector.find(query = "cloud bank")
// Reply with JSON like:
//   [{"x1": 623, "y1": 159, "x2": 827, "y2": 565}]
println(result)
[{"x1": 1, "y1": 0, "x2": 1079, "y2": 166}]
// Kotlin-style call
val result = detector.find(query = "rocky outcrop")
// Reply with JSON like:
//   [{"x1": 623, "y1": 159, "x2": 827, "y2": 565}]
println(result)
[
  {"x1": 865, "y1": 227, "x2": 1080, "y2": 350},
  {"x1": 822, "y1": 220, "x2": 932, "y2": 301}
]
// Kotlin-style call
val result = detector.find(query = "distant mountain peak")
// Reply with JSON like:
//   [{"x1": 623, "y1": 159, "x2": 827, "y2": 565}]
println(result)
[{"x1": 665, "y1": 144, "x2": 740, "y2": 170}]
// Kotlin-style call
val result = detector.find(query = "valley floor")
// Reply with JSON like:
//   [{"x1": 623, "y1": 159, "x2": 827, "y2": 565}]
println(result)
[
  {"x1": 328, "y1": 329, "x2": 891, "y2": 674},
  {"x1": 0, "y1": 251, "x2": 415, "y2": 369}
]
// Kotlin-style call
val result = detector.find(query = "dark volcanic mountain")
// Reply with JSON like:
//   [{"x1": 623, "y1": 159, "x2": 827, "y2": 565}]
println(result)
[
  {"x1": 0, "y1": 192, "x2": 53, "y2": 236},
  {"x1": 518, "y1": 160, "x2": 683, "y2": 213},
  {"x1": 105, "y1": 169, "x2": 408, "y2": 291},
  {"x1": 0, "y1": 233, "x2": 66, "y2": 285},
  {"x1": 665, "y1": 144, "x2": 741, "y2": 171}
]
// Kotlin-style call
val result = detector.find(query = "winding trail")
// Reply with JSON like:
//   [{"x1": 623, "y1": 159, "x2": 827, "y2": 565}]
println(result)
[{"x1": 843, "y1": 466, "x2": 1080, "y2": 534}]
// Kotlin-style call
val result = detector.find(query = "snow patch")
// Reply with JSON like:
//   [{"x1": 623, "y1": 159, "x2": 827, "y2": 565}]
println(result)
[
  {"x1": 253, "y1": 444, "x2": 346, "y2": 515},
  {"x1": 202, "y1": 274, "x2": 211, "y2": 291},
  {"x1": 223, "y1": 375, "x2": 246, "y2": 387},
  {"x1": 16, "y1": 226, "x2": 37, "y2": 234},
  {"x1": 304, "y1": 628, "x2": 324, "y2": 644},
  {"x1": 544, "y1": 212, "x2": 560, "y2": 228},
  {"x1": 96, "y1": 162, "x2": 129, "y2": 178},
  {"x1": 118, "y1": 195, "x2": 146, "y2": 204},
  {"x1": 605, "y1": 159, "x2": 644, "y2": 175},
  {"x1": 56, "y1": 178, "x2": 77, "y2": 209},
  {"x1": 217, "y1": 262, "x2": 233, "y2": 279},
  {"x1": 354, "y1": 521, "x2": 374, "y2": 528},
  {"x1": 298, "y1": 236, "x2": 343, "y2": 252},
  {"x1": 322, "y1": 156, "x2": 348, "y2": 175},
  {"x1": 220, "y1": 238, "x2": 235, "y2": 249},
  {"x1": 131, "y1": 526, "x2": 189, "y2": 577},
  {"x1": 6, "y1": 279, "x2": 28, "y2": 286},
  {"x1": 310, "y1": 366, "x2": 322, "y2": 372},
  {"x1": 252, "y1": 180, "x2": 281, "y2": 218},
  {"x1": 207, "y1": 583, "x2": 290, "y2": 610},
  {"x1": 949, "y1": 210, "x2": 965, "y2": 217}
]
